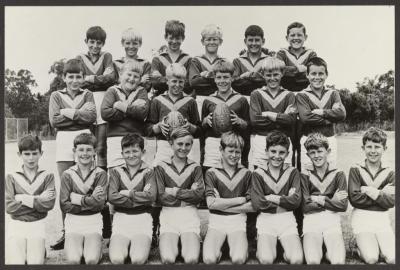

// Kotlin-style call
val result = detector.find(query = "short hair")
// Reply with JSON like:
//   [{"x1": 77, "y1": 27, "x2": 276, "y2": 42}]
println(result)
[
  {"x1": 86, "y1": 26, "x2": 107, "y2": 43},
  {"x1": 220, "y1": 131, "x2": 244, "y2": 150},
  {"x1": 120, "y1": 60, "x2": 143, "y2": 76},
  {"x1": 287, "y1": 22, "x2": 307, "y2": 35},
  {"x1": 121, "y1": 28, "x2": 142, "y2": 44},
  {"x1": 201, "y1": 24, "x2": 223, "y2": 40},
  {"x1": 18, "y1": 135, "x2": 42, "y2": 153},
  {"x1": 212, "y1": 59, "x2": 235, "y2": 76},
  {"x1": 165, "y1": 20, "x2": 185, "y2": 39},
  {"x1": 362, "y1": 127, "x2": 387, "y2": 147},
  {"x1": 304, "y1": 133, "x2": 329, "y2": 151},
  {"x1": 266, "y1": 130, "x2": 290, "y2": 150},
  {"x1": 73, "y1": 133, "x2": 97, "y2": 148},
  {"x1": 63, "y1": 59, "x2": 85, "y2": 76},
  {"x1": 169, "y1": 127, "x2": 193, "y2": 142},
  {"x1": 307, "y1": 57, "x2": 328, "y2": 75},
  {"x1": 258, "y1": 57, "x2": 285, "y2": 74},
  {"x1": 165, "y1": 63, "x2": 186, "y2": 79},
  {"x1": 245, "y1": 25, "x2": 264, "y2": 38},
  {"x1": 121, "y1": 133, "x2": 145, "y2": 150}
]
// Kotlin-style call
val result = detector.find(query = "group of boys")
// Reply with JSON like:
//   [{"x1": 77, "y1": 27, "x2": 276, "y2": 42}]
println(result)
[{"x1": 5, "y1": 19, "x2": 395, "y2": 265}]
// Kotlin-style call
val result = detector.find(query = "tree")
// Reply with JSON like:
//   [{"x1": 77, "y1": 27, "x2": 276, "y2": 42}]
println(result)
[{"x1": 5, "y1": 69, "x2": 37, "y2": 120}]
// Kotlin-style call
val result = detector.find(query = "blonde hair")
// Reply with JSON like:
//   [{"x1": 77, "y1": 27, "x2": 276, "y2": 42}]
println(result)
[
  {"x1": 201, "y1": 24, "x2": 223, "y2": 40},
  {"x1": 120, "y1": 60, "x2": 143, "y2": 76},
  {"x1": 258, "y1": 57, "x2": 285, "y2": 74},
  {"x1": 121, "y1": 28, "x2": 142, "y2": 44},
  {"x1": 165, "y1": 63, "x2": 187, "y2": 79},
  {"x1": 220, "y1": 131, "x2": 244, "y2": 150}
]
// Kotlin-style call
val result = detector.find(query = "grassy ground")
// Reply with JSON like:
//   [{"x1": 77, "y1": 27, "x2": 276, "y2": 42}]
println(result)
[{"x1": 4, "y1": 132, "x2": 395, "y2": 264}]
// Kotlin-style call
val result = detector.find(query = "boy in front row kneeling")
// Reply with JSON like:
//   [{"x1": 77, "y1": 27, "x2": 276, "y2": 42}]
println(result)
[
  {"x1": 348, "y1": 127, "x2": 395, "y2": 264},
  {"x1": 108, "y1": 133, "x2": 157, "y2": 264},
  {"x1": 203, "y1": 132, "x2": 253, "y2": 264},
  {"x1": 250, "y1": 130, "x2": 303, "y2": 264},
  {"x1": 301, "y1": 133, "x2": 348, "y2": 264},
  {"x1": 60, "y1": 133, "x2": 108, "y2": 264}
]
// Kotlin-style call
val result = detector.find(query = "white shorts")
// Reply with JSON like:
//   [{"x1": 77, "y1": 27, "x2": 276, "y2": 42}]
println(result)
[
  {"x1": 256, "y1": 211, "x2": 298, "y2": 239},
  {"x1": 208, "y1": 213, "x2": 247, "y2": 235},
  {"x1": 93, "y1": 91, "x2": 106, "y2": 125},
  {"x1": 301, "y1": 135, "x2": 337, "y2": 172},
  {"x1": 107, "y1": 136, "x2": 125, "y2": 168},
  {"x1": 65, "y1": 213, "x2": 102, "y2": 235},
  {"x1": 153, "y1": 139, "x2": 200, "y2": 166},
  {"x1": 112, "y1": 212, "x2": 153, "y2": 239},
  {"x1": 160, "y1": 206, "x2": 200, "y2": 236},
  {"x1": 196, "y1": 95, "x2": 207, "y2": 117},
  {"x1": 6, "y1": 217, "x2": 46, "y2": 240},
  {"x1": 204, "y1": 137, "x2": 222, "y2": 168},
  {"x1": 303, "y1": 211, "x2": 342, "y2": 236},
  {"x1": 56, "y1": 129, "x2": 90, "y2": 162},
  {"x1": 351, "y1": 208, "x2": 393, "y2": 235},
  {"x1": 250, "y1": 134, "x2": 292, "y2": 169}
]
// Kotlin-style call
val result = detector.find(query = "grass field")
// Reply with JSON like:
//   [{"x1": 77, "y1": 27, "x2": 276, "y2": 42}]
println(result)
[{"x1": 4, "y1": 132, "x2": 395, "y2": 264}]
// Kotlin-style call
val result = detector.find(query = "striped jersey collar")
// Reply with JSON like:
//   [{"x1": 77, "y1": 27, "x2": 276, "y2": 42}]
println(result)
[
  {"x1": 159, "y1": 47, "x2": 188, "y2": 57},
  {"x1": 16, "y1": 166, "x2": 46, "y2": 179},
  {"x1": 198, "y1": 54, "x2": 223, "y2": 62},
  {"x1": 284, "y1": 46, "x2": 310, "y2": 56},
  {"x1": 304, "y1": 85, "x2": 328, "y2": 93},
  {"x1": 212, "y1": 159, "x2": 244, "y2": 170},
  {"x1": 114, "y1": 84, "x2": 144, "y2": 95},
  {"x1": 120, "y1": 161, "x2": 149, "y2": 172},
  {"x1": 210, "y1": 89, "x2": 239, "y2": 100},
  {"x1": 83, "y1": 51, "x2": 106, "y2": 63},
  {"x1": 70, "y1": 163, "x2": 98, "y2": 177},
  {"x1": 163, "y1": 156, "x2": 196, "y2": 168},
  {"x1": 358, "y1": 160, "x2": 389, "y2": 176},
  {"x1": 259, "y1": 86, "x2": 286, "y2": 97},
  {"x1": 161, "y1": 92, "x2": 186, "y2": 102},
  {"x1": 239, "y1": 50, "x2": 269, "y2": 59},
  {"x1": 258, "y1": 163, "x2": 291, "y2": 180},
  {"x1": 116, "y1": 56, "x2": 145, "y2": 63},
  {"x1": 304, "y1": 163, "x2": 338, "y2": 179},
  {"x1": 59, "y1": 88, "x2": 85, "y2": 97}
]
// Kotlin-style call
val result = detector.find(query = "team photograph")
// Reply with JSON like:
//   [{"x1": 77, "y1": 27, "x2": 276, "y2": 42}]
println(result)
[{"x1": 3, "y1": 4, "x2": 396, "y2": 265}]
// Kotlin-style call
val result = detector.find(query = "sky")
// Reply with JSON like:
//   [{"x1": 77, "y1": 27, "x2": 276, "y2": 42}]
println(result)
[{"x1": 4, "y1": 5, "x2": 395, "y2": 93}]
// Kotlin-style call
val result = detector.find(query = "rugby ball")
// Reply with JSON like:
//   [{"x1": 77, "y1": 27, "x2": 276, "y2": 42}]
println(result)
[
  {"x1": 163, "y1": 111, "x2": 186, "y2": 137},
  {"x1": 212, "y1": 103, "x2": 232, "y2": 135}
]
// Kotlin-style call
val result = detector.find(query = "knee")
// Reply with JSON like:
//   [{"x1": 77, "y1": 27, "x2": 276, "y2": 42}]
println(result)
[
  {"x1": 231, "y1": 254, "x2": 247, "y2": 265},
  {"x1": 203, "y1": 253, "x2": 218, "y2": 264},
  {"x1": 85, "y1": 254, "x2": 100, "y2": 265},
  {"x1": 183, "y1": 254, "x2": 199, "y2": 264},
  {"x1": 287, "y1": 252, "x2": 304, "y2": 265},
  {"x1": 328, "y1": 253, "x2": 346, "y2": 265},
  {"x1": 130, "y1": 254, "x2": 148, "y2": 265},
  {"x1": 306, "y1": 253, "x2": 322, "y2": 265},
  {"x1": 161, "y1": 254, "x2": 176, "y2": 264},
  {"x1": 27, "y1": 256, "x2": 45, "y2": 265},
  {"x1": 384, "y1": 256, "x2": 395, "y2": 265},
  {"x1": 110, "y1": 253, "x2": 125, "y2": 264},
  {"x1": 257, "y1": 253, "x2": 275, "y2": 264},
  {"x1": 66, "y1": 254, "x2": 81, "y2": 264},
  {"x1": 362, "y1": 254, "x2": 379, "y2": 265}
]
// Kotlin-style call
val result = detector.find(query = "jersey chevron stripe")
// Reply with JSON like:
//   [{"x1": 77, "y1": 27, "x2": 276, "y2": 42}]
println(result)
[
  {"x1": 67, "y1": 168, "x2": 99, "y2": 194},
  {"x1": 238, "y1": 57, "x2": 265, "y2": 72},
  {"x1": 159, "y1": 161, "x2": 197, "y2": 187},
  {"x1": 156, "y1": 96, "x2": 192, "y2": 111},
  {"x1": 114, "y1": 166, "x2": 148, "y2": 190},
  {"x1": 59, "y1": 91, "x2": 86, "y2": 109},
  {"x1": 281, "y1": 48, "x2": 314, "y2": 66},
  {"x1": 80, "y1": 52, "x2": 106, "y2": 74},
  {"x1": 355, "y1": 165, "x2": 391, "y2": 189},
  {"x1": 196, "y1": 56, "x2": 214, "y2": 71},
  {"x1": 12, "y1": 172, "x2": 48, "y2": 195},
  {"x1": 114, "y1": 87, "x2": 141, "y2": 105},
  {"x1": 304, "y1": 90, "x2": 334, "y2": 108},
  {"x1": 307, "y1": 170, "x2": 337, "y2": 194},
  {"x1": 206, "y1": 94, "x2": 242, "y2": 107},
  {"x1": 256, "y1": 167, "x2": 294, "y2": 194},
  {"x1": 209, "y1": 168, "x2": 248, "y2": 191},
  {"x1": 256, "y1": 88, "x2": 289, "y2": 108}
]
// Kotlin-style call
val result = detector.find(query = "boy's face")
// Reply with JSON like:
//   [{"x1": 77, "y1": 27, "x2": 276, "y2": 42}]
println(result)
[
  {"x1": 120, "y1": 69, "x2": 141, "y2": 91},
  {"x1": 220, "y1": 146, "x2": 241, "y2": 167},
  {"x1": 307, "y1": 147, "x2": 330, "y2": 168},
  {"x1": 165, "y1": 34, "x2": 184, "y2": 52},
  {"x1": 244, "y1": 35, "x2": 265, "y2": 54},
  {"x1": 215, "y1": 72, "x2": 233, "y2": 93},
  {"x1": 170, "y1": 135, "x2": 193, "y2": 159},
  {"x1": 286, "y1": 27, "x2": 307, "y2": 50},
  {"x1": 266, "y1": 145, "x2": 289, "y2": 168},
  {"x1": 362, "y1": 140, "x2": 387, "y2": 165},
  {"x1": 18, "y1": 149, "x2": 42, "y2": 170},
  {"x1": 121, "y1": 144, "x2": 145, "y2": 167},
  {"x1": 73, "y1": 144, "x2": 96, "y2": 166},
  {"x1": 64, "y1": 72, "x2": 84, "y2": 92},
  {"x1": 263, "y1": 69, "x2": 283, "y2": 90},
  {"x1": 167, "y1": 76, "x2": 185, "y2": 96},
  {"x1": 201, "y1": 35, "x2": 222, "y2": 54},
  {"x1": 122, "y1": 39, "x2": 141, "y2": 58},
  {"x1": 307, "y1": 65, "x2": 327, "y2": 90},
  {"x1": 85, "y1": 39, "x2": 104, "y2": 56}
]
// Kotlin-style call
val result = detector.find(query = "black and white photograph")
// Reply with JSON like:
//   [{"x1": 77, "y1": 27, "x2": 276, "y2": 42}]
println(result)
[{"x1": 3, "y1": 3, "x2": 396, "y2": 265}]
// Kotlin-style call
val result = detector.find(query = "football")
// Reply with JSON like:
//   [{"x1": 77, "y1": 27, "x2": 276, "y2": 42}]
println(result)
[
  {"x1": 163, "y1": 111, "x2": 186, "y2": 138},
  {"x1": 212, "y1": 103, "x2": 232, "y2": 135}
]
